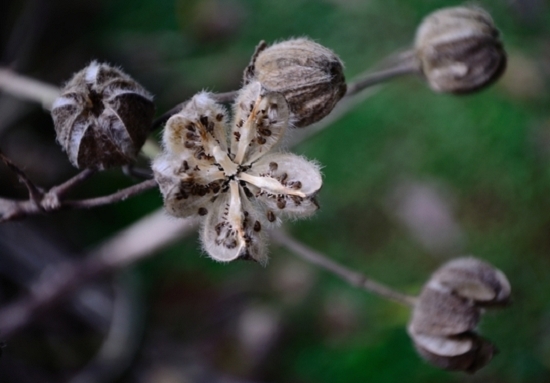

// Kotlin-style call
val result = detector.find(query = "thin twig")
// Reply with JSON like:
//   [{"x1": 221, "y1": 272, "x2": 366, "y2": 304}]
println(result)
[
  {"x1": 0, "y1": 149, "x2": 43, "y2": 205},
  {"x1": 61, "y1": 179, "x2": 157, "y2": 209},
  {"x1": 345, "y1": 56, "x2": 420, "y2": 97},
  {"x1": 0, "y1": 177, "x2": 157, "y2": 222},
  {"x1": 270, "y1": 229, "x2": 417, "y2": 307},
  {"x1": 49, "y1": 168, "x2": 97, "y2": 198},
  {"x1": 0, "y1": 149, "x2": 155, "y2": 221},
  {"x1": 122, "y1": 164, "x2": 153, "y2": 180}
]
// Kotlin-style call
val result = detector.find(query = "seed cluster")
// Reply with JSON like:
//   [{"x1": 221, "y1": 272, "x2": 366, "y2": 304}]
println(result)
[{"x1": 153, "y1": 84, "x2": 322, "y2": 264}]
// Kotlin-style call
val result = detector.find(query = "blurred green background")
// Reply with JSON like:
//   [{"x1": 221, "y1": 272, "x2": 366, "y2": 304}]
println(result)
[{"x1": 1, "y1": 0, "x2": 550, "y2": 382}]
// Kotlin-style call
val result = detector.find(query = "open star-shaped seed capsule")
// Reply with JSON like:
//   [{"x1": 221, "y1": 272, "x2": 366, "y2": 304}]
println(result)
[{"x1": 153, "y1": 81, "x2": 322, "y2": 264}]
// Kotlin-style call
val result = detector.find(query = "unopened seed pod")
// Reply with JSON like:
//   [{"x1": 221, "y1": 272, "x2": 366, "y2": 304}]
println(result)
[
  {"x1": 51, "y1": 61, "x2": 155, "y2": 169},
  {"x1": 246, "y1": 38, "x2": 346, "y2": 128},
  {"x1": 414, "y1": 6, "x2": 506, "y2": 94}
]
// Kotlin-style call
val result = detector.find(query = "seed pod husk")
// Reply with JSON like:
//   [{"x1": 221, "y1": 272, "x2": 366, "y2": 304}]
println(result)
[
  {"x1": 408, "y1": 256, "x2": 510, "y2": 373},
  {"x1": 414, "y1": 6, "x2": 506, "y2": 94},
  {"x1": 51, "y1": 61, "x2": 155, "y2": 169},
  {"x1": 245, "y1": 38, "x2": 346, "y2": 128}
]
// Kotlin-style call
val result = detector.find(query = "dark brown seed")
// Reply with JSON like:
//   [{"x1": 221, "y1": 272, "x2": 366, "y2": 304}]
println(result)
[
  {"x1": 243, "y1": 187, "x2": 253, "y2": 198},
  {"x1": 292, "y1": 181, "x2": 302, "y2": 189},
  {"x1": 186, "y1": 123, "x2": 196, "y2": 132},
  {"x1": 259, "y1": 128, "x2": 272, "y2": 136},
  {"x1": 182, "y1": 160, "x2": 189, "y2": 171},
  {"x1": 184, "y1": 141, "x2": 195, "y2": 149},
  {"x1": 225, "y1": 239, "x2": 237, "y2": 249},
  {"x1": 269, "y1": 162, "x2": 278, "y2": 171},
  {"x1": 198, "y1": 207, "x2": 208, "y2": 216},
  {"x1": 254, "y1": 221, "x2": 261, "y2": 232},
  {"x1": 277, "y1": 199, "x2": 287, "y2": 209},
  {"x1": 216, "y1": 113, "x2": 224, "y2": 121},
  {"x1": 280, "y1": 173, "x2": 288, "y2": 183},
  {"x1": 199, "y1": 115, "x2": 209, "y2": 127},
  {"x1": 291, "y1": 195, "x2": 302, "y2": 205},
  {"x1": 236, "y1": 119, "x2": 244, "y2": 128},
  {"x1": 267, "y1": 210, "x2": 276, "y2": 222},
  {"x1": 257, "y1": 137, "x2": 267, "y2": 145},
  {"x1": 234, "y1": 131, "x2": 241, "y2": 141}
]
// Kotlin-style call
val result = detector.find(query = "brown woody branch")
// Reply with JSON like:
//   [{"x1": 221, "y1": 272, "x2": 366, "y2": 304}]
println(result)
[
  {"x1": 0, "y1": 179, "x2": 157, "y2": 222},
  {"x1": 0, "y1": 153, "x2": 157, "y2": 222}
]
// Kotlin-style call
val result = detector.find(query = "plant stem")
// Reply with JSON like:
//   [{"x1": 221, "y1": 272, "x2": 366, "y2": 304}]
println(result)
[{"x1": 270, "y1": 229, "x2": 417, "y2": 307}]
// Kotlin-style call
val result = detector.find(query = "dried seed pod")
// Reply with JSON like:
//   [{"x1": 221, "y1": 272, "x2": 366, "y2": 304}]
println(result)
[
  {"x1": 408, "y1": 256, "x2": 510, "y2": 373},
  {"x1": 414, "y1": 6, "x2": 506, "y2": 94},
  {"x1": 245, "y1": 38, "x2": 346, "y2": 128},
  {"x1": 51, "y1": 61, "x2": 155, "y2": 169}
]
